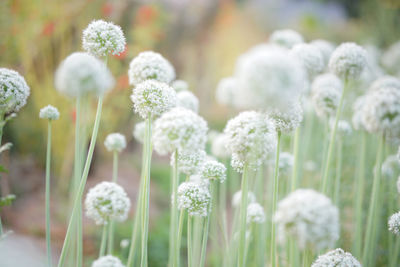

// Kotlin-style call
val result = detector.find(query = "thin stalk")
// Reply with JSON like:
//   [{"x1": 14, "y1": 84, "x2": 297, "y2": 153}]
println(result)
[
  {"x1": 302, "y1": 248, "x2": 312, "y2": 267},
  {"x1": 199, "y1": 181, "x2": 214, "y2": 267},
  {"x1": 270, "y1": 131, "x2": 282, "y2": 267},
  {"x1": 99, "y1": 224, "x2": 108, "y2": 257},
  {"x1": 112, "y1": 151, "x2": 118, "y2": 182},
  {"x1": 58, "y1": 96, "x2": 104, "y2": 267},
  {"x1": 172, "y1": 150, "x2": 179, "y2": 267},
  {"x1": 333, "y1": 139, "x2": 342, "y2": 206},
  {"x1": 187, "y1": 215, "x2": 193, "y2": 267},
  {"x1": 237, "y1": 164, "x2": 249, "y2": 267},
  {"x1": 321, "y1": 78, "x2": 348, "y2": 194},
  {"x1": 290, "y1": 127, "x2": 300, "y2": 191},
  {"x1": 176, "y1": 209, "x2": 185, "y2": 266},
  {"x1": 45, "y1": 121, "x2": 53, "y2": 267},
  {"x1": 108, "y1": 151, "x2": 119, "y2": 254},
  {"x1": 390, "y1": 237, "x2": 400, "y2": 267}
]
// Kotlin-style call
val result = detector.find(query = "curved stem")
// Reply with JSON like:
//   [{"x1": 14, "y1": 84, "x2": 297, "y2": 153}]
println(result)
[
  {"x1": 237, "y1": 164, "x2": 249, "y2": 267},
  {"x1": 99, "y1": 224, "x2": 108, "y2": 257},
  {"x1": 45, "y1": 121, "x2": 53, "y2": 267}
]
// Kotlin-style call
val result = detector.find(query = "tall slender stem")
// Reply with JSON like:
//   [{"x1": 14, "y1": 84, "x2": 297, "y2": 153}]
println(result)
[
  {"x1": 45, "y1": 121, "x2": 53, "y2": 267},
  {"x1": 172, "y1": 150, "x2": 179, "y2": 267},
  {"x1": 290, "y1": 127, "x2": 300, "y2": 191},
  {"x1": 112, "y1": 151, "x2": 118, "y2": 182},
  {"x1": 108, "y1": 151, "x2": 119, "y2": 254},
  {"x1": 199, "y1": 182, "x2": 214, "y2": 267},
  {"x1": 99, "y1": 224, "x2": 108, "y2": 257},
  {"x1": 271, "y1": 131, "x2": 282, "y2": 267},
  {"x1": 333, "y1": 139, "x2": 342, "y2": 206},
  {"x1": 187, "y1": 215, "x2": 193, "y2": 267},
  {"x1": 237, "y1": 164, "x2": 249, "y2": 267}
]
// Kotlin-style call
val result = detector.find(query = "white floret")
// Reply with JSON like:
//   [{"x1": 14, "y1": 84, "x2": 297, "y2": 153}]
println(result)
[
  {"x1": 104, "y1": 133, "x2": 126, "y2": 152},
  {"x1": 0, "y1": 68, "x2": 30, "y2": 114},
  {"x1": 39, "y1": 105, "x2": 60, "y2": 120}
]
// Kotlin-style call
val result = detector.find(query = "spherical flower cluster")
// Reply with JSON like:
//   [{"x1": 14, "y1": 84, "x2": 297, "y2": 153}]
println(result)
[
  {"x1": 312, "y1": 73, "x2": 343, "y2": 92},
  {"x1": 170, "y1": 149, "x2": 206, "y2": 175},
  {"x1": 330, "y1": 120, "x2": 352, "y2": 137},
  {"x1": 310, "y1": 39, "x2": 335, "y2": 68},
  {"x1": 215, "y1": 77, "x2": 238, "y2": 107},
  {"x1": 269, "y1": 29, "x2": 304, "y2": 49},
  {"x1": 388, "y1": 211, "x2": 400, "y2": 235},
  {"x1": 269, "y1": 102, "x2": 303, "y2": 134},
  {"x1": 133, "y1": 121, "x2": 145, "y2": 144},
  {"x1": 85, "y1": 182, "x2": 131, "y2": 225},
  {"x1": 352, "y1": 95, "x2": 366, "y2": 131},
  {"x1": 104, "y1": 133, "x2": 126, "y2": 152},
  {"x1": 200, "y1": 159, "x2": 227, "y2": 183},
  {"x1": 128, "y1": 51, "x2": 175, "y2": 86},
  {"x1": 39, "y1": 105, "x2": 60, "y2": 120},
  {"x1": 274, "y1": 189, "x2": 339, "y2": 250},
  {"x1": 362, "y1": 86, "x2": 400, "y2": 137},
  {"x1": 92, "y1": 255, "x2": 125, "y2": 267},
  {"x1": 224, "y1": 111, "x2": 276, "y2": 172},
  {"x1": 152, "y1": 107, "x2": 208, "y2": 155},
  {"x1": 171, "y1": 80, "x2": 189, "y2": 92},
  {"x1": 311, "y1": 248, "x2": 361, "y2": 267},
  {"x1": 369, "y1": 75, "x2": 400, "y2": 92},
  {"x1": 278, "y1": 152, "x2": 294, "y2": 174},
  {"x1": 382, "y1": 41, "x2": 400, "y2": 74},
  {"x1": 82, "y1": 20, "x2": 126, "y2": 58},
  {"x1": 55, "y1": 52, "x2": 114, "y2": 97},
  {"x1": 232, "y1": 190, "x2": 256, "y2": 208},
  {"x1": 177, "y1": 91, "x2": 199, "y2": 113},
  {"x1": 246, "y1": 202, "x2": 265, "y2": 224},
  {"x1": 211, "y1": 133, "x2": 230, "y2": 159},
  {"x1": 130, "y1": 80, "x2": 177, "y2": 119},
  {"x1": 329, "y1": 42, "x2": 367, "y2": 80},
  {"x1": 311, "y1": 84, "x2": 341, "y2": 119},
  {"x1": 289, "y1": 43, "x2": 324, "y2": 80},
  {"x1": 177, "y1": 180, "x2": 211, "y2": 217},
  {"x1": 382, "y1": 155, "x2": 399, "y2": 179},
  {"x1": 0, "y1": 68, "x2": 30, "y2": 114}
]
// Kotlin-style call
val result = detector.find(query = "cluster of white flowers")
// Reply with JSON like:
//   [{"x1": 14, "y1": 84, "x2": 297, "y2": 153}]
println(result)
[
  {"x1": 55, "y1": 52, "x2": 115, "y2": 97},
  {"x1": 82, "y1": 20, "x2": 126, "y2": 58},
  {"x1": 246, "y1": 202, "x2": 265, "y2": 224},
  {"x1": 92, "y1": 255, "x2": 125, "y2": 267},
  {"x1": 133, "y1": 121, "x2": 146, "y2": 144},
  {"x1": 170, "y1": 149, "x2": 206, "y2": 175},
  {"x1": 177, "y1": 179, "x2": 211, "y2": 217},
  {"x1": 152, "y1": 107, "x2": 208, "y2": 155},
  {"x1": 369, "y1": 75, "x2": 400, "y2": 92},
  {"x1": 311, "y1": 248, "x2": 361, "y2": 267},
  {"x1": 176, "y1": 90, "x2": 199, "y2": 113},
  {"x1": 277, "y1": 152, "x2": 294, "y2": 174},
  {"x1": 310, "y1": 39, "x2": 335, "y2": 68},
  {"x1": 388, "y1": 211, "x2": 400, "y2": 235},
  {"x1": 200, "y1": 159, "x2": 227, "y2": 183},
  {"x1": 224, "y1": 111, "x2": 276, "y2": 172},
  {"x1": 329, "y1": 42, "x2": 367, "y2": 80},
  {"x1": 128, "y1": 51, "x2": 175, "y2": 86},
  {"x1": 382, "y1": 155, "x2": 399, "y2": 179},
  {"x1": 104, "y1": 133, "x2": 127, "y2": 152},
  {"x1": 269, "y1": 29, "x2": 304, "y2": 49},
  {"x1": 274, "y1": 189, "x2": 339, "y2": 250},
  {"x1": 215, "y1": 77, "x2": 238, "y2": 107},
  {"x1": 232, "y1": 190, "x2": 256, "y2": 208},
  {"x1": 39, "y1": 105, "x2": 59, "y2": 120},
  {"x1": 382, "y1": 41, "x2": 400, "y2": 74},
  {"x1": 171, "y1": 80, "x2": 189, "y2": 92},
  {"x1": 269, "y1": 102, "x2": 303, "y2": 134},
  {"x1": 289, "y1": 43, "x2": 324, "y2": 80},
  {"x1": 211, "y1": 133, "x2": 230, "y2": 159},
  {"x1": 130, "y1": 80, "x2": 177, "y2": 119},
  {"x1": 311, "y1": 73, "x2": 343, "y2": 119},
  {"x1": 0, "y1": 68, "x2": 30, "y2": 114},
  {"x1": 331, "y1": 119, "x2": 352, "y2": 137},
  {"x1": 85, "y1": 182, "x2": 131, "y2": 225}
]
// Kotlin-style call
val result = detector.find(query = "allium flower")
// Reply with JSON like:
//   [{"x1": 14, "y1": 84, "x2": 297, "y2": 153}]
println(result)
[
  {"x1": 82, "y1": 20, "x2": 126, "y2": 58},
  {"x1": 232, "y1": 190, "x2": 256, "y2": 208},
  {"x1": 330, "y1": 119, "x2": 352, "y2": 137},
  {"x1": 289, "y1": 43, "x2": 324, "y2": 80},
  {"x1": 312, "y1": 73, "x2": 343, "y2": 92},
  {"x1": 310, "y1": 39, "x2": 335, "y2": 68},
  {"x1": 128, "y1": 51, "x2": 175, "y2": 86},
  {"x1": 92, "y1": 255, "x2": 125, "y2": 267},
  {"x1": 382, "y1": 155, "x2": 399, "y2": 179},
  {"x1": 352, "y1": 95, "x2": 366, "y2": 131},
  {"x1": 269, "y1": 102, "x2": 303, "y2": 134},
  {"x1": 311, "y1": 248, "x2": 361, "y2": 267},
  {"x1": 382, "y1": 41, "x2": 400, "y2": 74},
  {"x1": 269, "y1": 29, "x2": 304, "y2": 49},
  {"x1": 170, "y1": 149, "x2": 206, "y2": 175},
  {"x1": 329, "y1": 42, "x2": 367, "y2": 80},
  {"x1": 215, "y1": 77, "x2": 238, "y2": 107},
  {"x1": 55, "y1": 52, "x2": 114, "y2": 97},
  {"x1": 362, "y1": 86, "x2": 400, "y2": 136},
  {"x1": 246, "y1": 202, "x2": 265, "y2": 224},
  {"x1": 211, "y1": 133, "x2": 230, "y2": 159},
  {"x1": 311, "y1": 85, "x2": 341, "y2": 119},
  {"x1": 104, "y1": 133, "x2": 126, "y2": 152},
  {"x1": 85, "y1": 182, "x2": 131, "y2": 225},
  {"x1": 388, "y1": 211, "x2": 400, "y2": 235},
  {"x1": 369, "y1": 75, "x2": 400, "y2": 92},
  {"x1": 152, "y1": 107, "x2": 208, "y2": 155},
  {"x1": 176, "y1": 91, "x2": 199, "y2": 113},
  {"x1": 0, "y1": 68, "x2": 30, "y2": 114},
  {"x1": 277, "y1": 152, "x2": 294, "y2": 174},
  {"x1": 274, "y1": 189, "x2": 339, "y2": 250},
  {"x1": 130, "y1": 80, "x2": 177, "y2": 119},
  {"x1": 133, "y1": 121, "x2": 145, "y2": 144},
  {"x1": 39, "y1": 105, "x2": 60, "y2": 120},
  {"x1": 200, "y1": 159, "x2": 227, "y2": 183},
  {"x1": 177, "y1": 180, "x2": 211, "y2": 217},
  {"x1": 172, "y1": 80, "x2": 188, "y2": 92},
  {"x1": 120, "y1": 239, "x2": 129, "y2": 249},
  {"x1": 224, "y1": 111, "x2": 276, "y2": 172}
]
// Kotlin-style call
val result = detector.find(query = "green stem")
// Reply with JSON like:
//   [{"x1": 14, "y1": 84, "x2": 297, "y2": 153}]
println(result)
[
  {"x1": 271, "y1": 131, "x2": 282, "y2": 267},
  {"x1": 187, "y1": 215, "x2": 193, "y2": 267},
  {"x1": 302, "y1": 248, "x2": 312, "y2": 267},
  {"x1": 199, "y1": 182, "x2": 214, "y2": 267},
  {"x1": 45, "y1": 121, "x2": 53, "y2": 267},
  {"x1": 390, "y1": 237, "x2": 400, "y2": 267},
  {"x1": 99, "y1": 224, "x2": 108, "y2": 257},
  {"x1": 108, "y1": 152, "x2": 119, "y2": 255},
  {"x1": 58, "y1": 96, "x2": 104, "y2": 267},
  {"x1": 172, "y1": 150, "x2": 179, "y2": 267},
  {"x1": 237, "y1": 164, "x2": 249, "y2": 267},
  {"x1": 333, "y1": 139, "x2": 342, "y2": 207},
  {"x1": 126, "y1": 182, "x2": 143, "y2": 266},
  {"x1": 290, "y1": 127, "x2": 300, "y2": 191},
  {"x1": 112, "y1": 151, "x2": 118, "y2": 183}
]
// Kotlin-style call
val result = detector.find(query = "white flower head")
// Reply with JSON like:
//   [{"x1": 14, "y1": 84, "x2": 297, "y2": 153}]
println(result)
[
  {"x1": 55, "y1": 52, "x2": 114, "y2": 98},
  {"x1": 92, "y1": 255, "x2": 125, "y2": 267},
  {"x1": 85, "y1": 182, "x2": 131, "y2": 225},
  {"x1": 211, "y1": 133, "x2": 231, "y2": 159},
  {"x1": 177, "y1": 180, "x2": 211, "y2": 217},
  {"x1": 170, "y1": 149, "x2": 206, "y2": 175},
  {"x1": 128, "y1": 51, "x2": 175, "y2": 86},
  {"x1": 290, "y1": 43, "x2": 324, "y2": 80},
  {"x1": 133, "y1": 121, "x2": 146, "y2": 144},
  {"x1": 130, "y1": 80, "x2": 177, "y2": 119},
  {"x1": 232, "y1": 190, "x2": 256, "y2": 208},
  {"x1": 83, "y1": 20, "x2": 126, "y2": 58},
  {"x1": 177, "y1": 91, "x2": 199, "y2": 113},
  {"x1": 215, "y1": 77, "x2": 238, "y2": 107},
  {"x1": 312, "y1": 248, "x2": 361, "y2": 267},
  {"x1": 0, "y1": 68, "x2": 30, "y2": 114},
  {"x1": 330, "y1": 119, "x2": 352, "y2": 137},
  {"x1": 39, "y1": 105, "x2": 60, "y2": 120},
  {"x1": 200, "y1": 159, "x2": 227, "y2": 183},
  {"x1": 269, "y1": 102, "x2": 303, "y2": 134},
  {"x1": 172, "y1": 80, "x2": 188, "y2": 92},
  {"x1": 310, "y1": 39, "x2": 335, "y2": 68},
  {"x1": 269, "y1": 29, "x2": 304, "y2": 49},
  {"x1": 352, "y1": 95, "x2": 367, "y2": 131},
  {"x1": 369, "y1": 75, "x2": 400, "y2": 92},
  {"x1": 382, "y1": 41, "x2": 400, "y2": 74},
  {"x1": 120, "y1": 239, "x2": 129, "y2": 249},
  {"x1": 274, "y1": 189, "x2": 339, "y2": 251},
  {"x1": 247, "y1": 202, "x2": 265, "y2": 224},
  {"x1": 312, "y1": 73, "x2": 343, "y2": 92},
  {"x1": 104, "y1": 133, "x2": 126, "y2": 152},
  {"x1": 311, "y1": 85, "x2": 341, "y2": 119},
  {"x1": 224, "y1": 111, "x2": 276, "y2": 172},
  {"x1": 382, "y1": 155, "x2": 399, "y2": 179},
  {"x1": 329, "y1": 42, "x2": 367, "y2": 80},
  {"x1": 389, "y1": 211, "x2": 400, "y2": 235},
  {"x1": 153, "y1": 107, "x2": 208, "y2": 155},
  {"x1": 278, "y1": 152, "x2": 294, "y2": 174}
]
